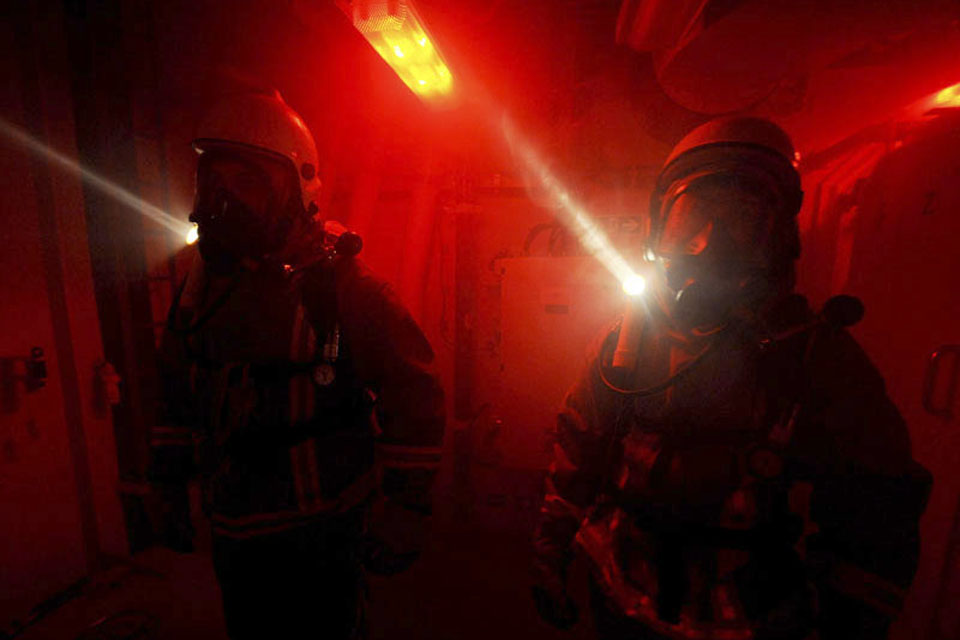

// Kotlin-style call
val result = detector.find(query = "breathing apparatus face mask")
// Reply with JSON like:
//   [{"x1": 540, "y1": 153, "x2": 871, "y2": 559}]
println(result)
[
  {"x1": 189, "y1": 150, "x2": 299, "y2": 275},
  {"x1": 653, "y1": 175, "x2": 785, "y2": 330}
]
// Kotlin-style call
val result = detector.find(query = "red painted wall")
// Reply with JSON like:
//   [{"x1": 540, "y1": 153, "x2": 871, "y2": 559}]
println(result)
[
  {"x1": 1, "y1": 4, "x2": 127, "y2": 626},
  {"x1": 796, "y1": 111, "x2": 960, "y2": 640}
]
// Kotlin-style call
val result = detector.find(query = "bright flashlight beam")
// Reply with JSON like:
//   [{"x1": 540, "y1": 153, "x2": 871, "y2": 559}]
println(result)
[
  {"x1": 0, "y1": 117, "x2": 193, "y2": 238},
  {"x1": 622, "y1": 275, "x2": 646, "y2": 296},
  {"x1": 501, "y1": 116, "x2": 643, "y2": 290}
]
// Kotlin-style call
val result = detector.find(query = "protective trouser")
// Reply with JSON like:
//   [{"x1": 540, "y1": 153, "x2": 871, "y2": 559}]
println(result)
[{"x1": 212, "y1": 512, "x2": 366, "y2": 640}]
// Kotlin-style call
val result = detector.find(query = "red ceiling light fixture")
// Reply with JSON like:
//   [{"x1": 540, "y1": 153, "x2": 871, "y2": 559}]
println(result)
[{"x1": 338, "y1": 0, "x2": 454, "y2": 102}]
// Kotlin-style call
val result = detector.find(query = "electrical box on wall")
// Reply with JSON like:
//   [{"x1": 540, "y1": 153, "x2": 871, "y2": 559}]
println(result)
[{"x1": 495, "y1": 256, "x2": 625, "y2": 470}]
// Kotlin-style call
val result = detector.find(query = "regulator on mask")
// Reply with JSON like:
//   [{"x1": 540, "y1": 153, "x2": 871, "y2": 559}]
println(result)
[
  {"x1": 648, "y1": 118, "x2": 804, "y2": 331},
  {"x1": 189, "y1": 90, "x2": 324, "y2": 275},
  {"x1": 189, "y1": 154, "x2": 297, "y2": 275},
  {"x1": 652, "y1": 174, "x2": 791, "y2": 330}
]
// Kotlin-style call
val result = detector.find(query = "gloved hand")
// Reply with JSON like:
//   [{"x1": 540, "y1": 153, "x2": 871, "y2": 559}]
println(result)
[
  {"x1": 361, "y1": 496, "x2": 427, "y2": 576},
  {"x1": 531, "y1": 568, "x2": 579, "y2": 630}
]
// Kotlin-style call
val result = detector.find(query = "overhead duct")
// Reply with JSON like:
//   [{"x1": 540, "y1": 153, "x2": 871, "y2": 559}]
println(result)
[{"x1": 617, "y1": 0, "x2": 960, "y2": 152}]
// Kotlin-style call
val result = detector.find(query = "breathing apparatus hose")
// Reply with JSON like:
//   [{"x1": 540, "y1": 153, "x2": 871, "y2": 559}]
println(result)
[{"x1": 597, "y1": 322, "x2": 716, "y2": 397}]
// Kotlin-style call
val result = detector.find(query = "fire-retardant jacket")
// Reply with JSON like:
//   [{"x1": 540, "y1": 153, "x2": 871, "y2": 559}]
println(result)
[
  {"x1": 149, "y1": 247, "x2": 444, "y2": 542},
  {"x1": 534, "y1": 295, "x2": 930, "y2": 640}
]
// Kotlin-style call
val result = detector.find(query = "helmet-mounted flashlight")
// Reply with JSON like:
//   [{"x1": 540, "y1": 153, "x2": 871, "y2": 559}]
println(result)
[{"x1": 622, "y1": 274, "x2": 647, "y2": 297}]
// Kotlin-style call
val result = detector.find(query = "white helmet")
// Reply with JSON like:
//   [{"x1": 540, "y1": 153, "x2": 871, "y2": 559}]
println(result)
[{"x1": 193, "y1": 89, "x2": 321, "y2": 215}]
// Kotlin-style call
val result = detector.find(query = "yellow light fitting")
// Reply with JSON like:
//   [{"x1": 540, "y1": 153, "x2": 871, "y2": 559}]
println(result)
[{"x1": 341, "y1": 0, "x2": 454, "y2": 101}]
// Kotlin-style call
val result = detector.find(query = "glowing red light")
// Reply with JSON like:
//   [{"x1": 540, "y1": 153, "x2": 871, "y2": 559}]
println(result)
[{"x1": 343, "y1": 1, "x2": 453, "y2": 100}]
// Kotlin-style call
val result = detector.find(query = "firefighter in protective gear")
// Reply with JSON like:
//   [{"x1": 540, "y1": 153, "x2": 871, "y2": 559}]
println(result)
[
  {"x1": 148, "y1": 90, "x2": 444, "y2": 640},
  {"x1": 532, "y1": 117, "x2": 930, "y2": 640}
]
